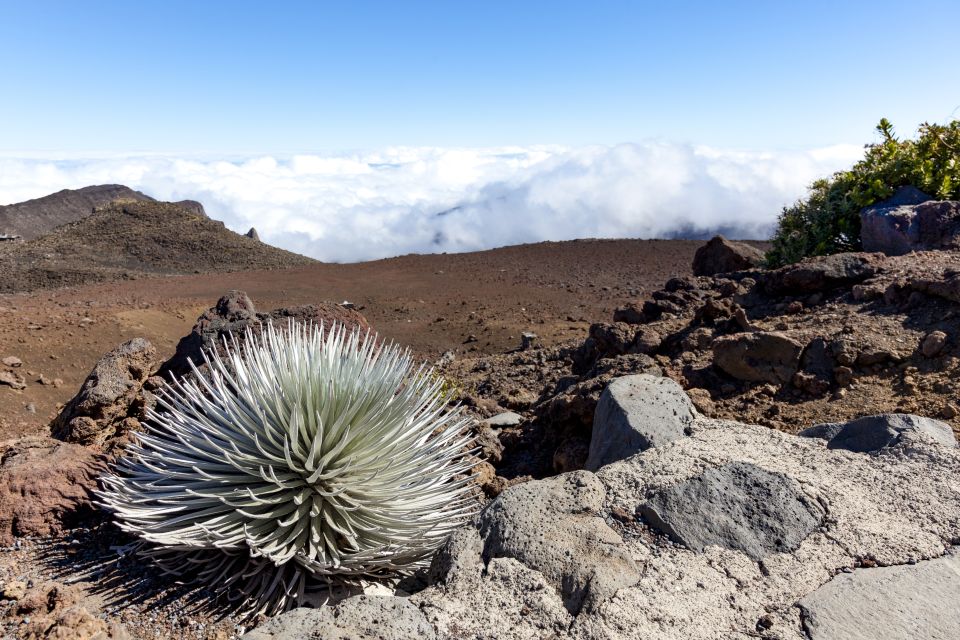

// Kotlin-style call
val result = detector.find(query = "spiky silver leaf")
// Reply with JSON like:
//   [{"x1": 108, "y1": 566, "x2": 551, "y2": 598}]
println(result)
[{"x1": 98, "y1": 321, "x2": 478, "y2": 616}]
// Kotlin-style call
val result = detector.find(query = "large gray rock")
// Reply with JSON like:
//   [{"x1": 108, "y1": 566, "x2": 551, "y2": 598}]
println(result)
[
  {"x1": 861, "y1": 186, "x2": 960, "y2": 255},
  {"x1": 639, "y1": 461, "x2": 824, "y2": 560},
  {"x1": 799, "y1": 552, "x2": 960, "y2": 639},
  {"x1": 585, "y1": 374, "x2": 694, "y2": 471},
  {"x1": 477, "y1": 471, "x2": 639, "y2": 614},
  {"x1": 241, "y1": 596, "x2": 437, "y2": 640},
  {"x1": 691, "y1": 235, "x2": 765, "y2": 276},
  {"x1": 410, "y1": 418, "x2": 960, "y2": 639},
  {"x1": 712, "y1": 331, "x2": 803, "y2": 384},
  {"x1": 800, "y1": 413, "x2": 957, "y2": 452}
]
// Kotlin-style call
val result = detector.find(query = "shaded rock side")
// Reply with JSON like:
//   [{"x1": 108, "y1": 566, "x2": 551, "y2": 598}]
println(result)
[
  {"x1": 639, "y1": 461, "x2": 824, "y2": 560},
  {"x1": 0, "y1": 437, "x2": 105, "y2": 545},
  {"x1": 861, "y1": 186, "x2": 960, "y2": 256},
  {"x1": 692, "y1": 235, "x2": 765, "y2": 276},
  {"x1": 585, "y1": 374, "x2": 694, "y2": 471},
  {"x1": 764, "y1": 253, "x2": 880, "y2": 295},
  {"x1": 50, "y1": 338, "x2": 157, "y2": 447},
  {"x1": 800, "y1": 413, "x2": 957, "y2": 452},
  {"x1": 712, "y1": 331, "x2": 803, "y2": 384},
  {"x1": 241, "y1": 596, "x2": 437, "y2": 640},
  {"x1": 799, "y1": 552, "x2": 960, "y2": 640},
  {"x1": 477, "y1": 471, "x2": 639, "y2": 614}
]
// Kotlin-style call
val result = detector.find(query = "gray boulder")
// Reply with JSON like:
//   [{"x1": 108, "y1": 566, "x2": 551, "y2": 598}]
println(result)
[
  {"x1": 712, "y1": 331, "x2": 804, "y2": 384},
  {"x1": 861, "y1": 186, "x2": 960, "y2": 255},
  {"x1": 477, "y1": 471, "x2": 639, "y2": 614},
  {"x1": 691, "y1": 235, "x2": 765, "y2": 276},
  {"x1": 639, "y1": 461, "x2": 824, "y2": 560},
  {"x1": 585, "y1": 374, "x2": 694, "y2": 471},
  {"x1": 799, "y1": 552, "x2": 960, "y2": 639},
  {"x1": 241, "y1": 596, "x2": 437, "y2": 640},
  {"x1": 800, "y1": 413, "x2": 957, "y2": 452}
]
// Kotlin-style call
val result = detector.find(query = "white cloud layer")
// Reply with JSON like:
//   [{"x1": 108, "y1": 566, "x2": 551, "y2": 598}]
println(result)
[{"x1": 0, "y1": 143, "x2": 863, "y2": 262}]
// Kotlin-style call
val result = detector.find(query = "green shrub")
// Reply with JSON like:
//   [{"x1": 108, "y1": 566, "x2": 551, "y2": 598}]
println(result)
[{"x1": 767, "y1": 118, "x2": 960, "y2": 267}]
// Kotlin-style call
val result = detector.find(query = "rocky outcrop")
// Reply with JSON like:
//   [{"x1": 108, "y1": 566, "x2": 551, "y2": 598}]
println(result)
[
  {"x1": 585, "y1": 374, "x2": 693, "y2": 471},
  {"x1": 50, "y1": 338, "x2": 158, "y2": 448},
  {"x1": 861, "y1": 187, "x2": 960, "y2": 255},
  {"x1": 799, "y1": 413, "x2": 957, "y2": 452},
  {"x1": 476, "y1": 471, "x2": 639, "y2": 615},
  {"x1": 403, "y1": 415, "x2": 960, "y2": 639},
  {"x1": 0, "y1": 437, "x2": 104, "y2": 545},
  {"x1": 712, "y1": 331, "x2": 803, "y2": 384},
  {"x1": 241, "y1": 596, "x2": 436, "y2": 640},
  {"x1": 159, "y1": 290, "x2": 371, "y2": 377},
  {"x1": 692, "y1": 235, "x2": 765, "y2": 276},
  {"x1": 764, "y1": 252, "x2": 881, "y2": 295}
]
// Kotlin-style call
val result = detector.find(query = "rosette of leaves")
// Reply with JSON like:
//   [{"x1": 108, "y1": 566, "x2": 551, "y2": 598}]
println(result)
[{"x1": 99, "y1": 321, "x2": 478, "y2": 616}]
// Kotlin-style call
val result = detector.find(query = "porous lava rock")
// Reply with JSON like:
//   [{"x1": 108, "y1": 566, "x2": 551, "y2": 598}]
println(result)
[
  {"x1": 639, "y1": 461, "x2": 824, "y2": 560},
  {"x1": 0, "y1": 437, "x2": 104, "y2": 545},
  {"x1": 50, "y1": 338, "x2": 157, "y2": 447},
  {"x1": 477, "y1": 471, "x2": 639, "y2": 614},
  {"x1": 692, "y1": 235, "x2": 765, "y2": 276}
]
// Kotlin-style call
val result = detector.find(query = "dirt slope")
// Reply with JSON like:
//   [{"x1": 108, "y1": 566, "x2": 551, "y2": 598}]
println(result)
[{"x1": 0, "y1": 238, "x2": 737, "y2": 439}]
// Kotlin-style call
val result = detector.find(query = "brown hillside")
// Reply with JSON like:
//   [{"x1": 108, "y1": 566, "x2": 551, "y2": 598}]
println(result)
[
  {"x1": 0, "y1": 184, "x2": 154, "y2": 240},
  {"x1": 0, "y1": 199, "x2": 315, "y2": 293}
]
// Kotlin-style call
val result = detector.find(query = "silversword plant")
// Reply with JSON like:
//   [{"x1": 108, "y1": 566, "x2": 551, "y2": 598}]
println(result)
[{"x1": 99, "y1": 321, "x2": 478, "y2": 616}]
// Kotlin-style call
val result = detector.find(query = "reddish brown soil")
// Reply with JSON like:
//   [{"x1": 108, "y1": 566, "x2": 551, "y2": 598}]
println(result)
[{"x1": 0, "y1": 238, "x2": 750, "y2": 440}]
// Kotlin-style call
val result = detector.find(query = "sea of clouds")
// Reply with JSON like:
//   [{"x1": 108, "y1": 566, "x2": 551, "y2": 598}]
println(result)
[{"x1": 0, "y1": 143, "x2": 862, "y2": 262}]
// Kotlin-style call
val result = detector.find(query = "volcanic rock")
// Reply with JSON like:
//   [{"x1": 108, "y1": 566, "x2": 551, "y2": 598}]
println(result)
[
  {"x1": 476, "y1": 471, "x2": 639, "y2": 614},
  {"x1": 764, "y1": 253, "x2": 880, "y2": 295},
  {"x1": 861, "y1": 187, "x2": 960, "y2": 255},
  {"x1": 921, "y1": 330, "x2": 948, "y2": 357},
  {"x1": 712, "y1": 331, "x2": 803, "y2": 384},
  {"x1": 241, "y1": 596, "x2": 436, "y2": 640},
  {"x1": 0, "y1": 370, "x2": 26, "y2": 390},
  {"x1": 799, "y1": 413, "x2": 957, "y2": 452},
  {"x1": 691, "y1": 235, "x2": 765, "y2": 276},
  {"x1": 158, "y1": 290, "x2": 371, "y2": 377},
  {"x1": 0, "y1": 437, "x2": 104, "y2": 545},
  {"x1": 799, "y1": 552, "x2": 960, "y2": 639},
  {"x1": 51, "y1": 338, "x2": 157, "y2": 447},
  {"x1": 639, "y1": 461, "x2": 824, "y2": 560},
  {"x1": 585, "y1": 374, "x2": 693, "y2": 471}
]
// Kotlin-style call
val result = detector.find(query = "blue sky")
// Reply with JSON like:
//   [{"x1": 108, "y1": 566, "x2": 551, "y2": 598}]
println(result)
[{"x1": 2, "y1": 0, "x2": 959, "y2": 153}]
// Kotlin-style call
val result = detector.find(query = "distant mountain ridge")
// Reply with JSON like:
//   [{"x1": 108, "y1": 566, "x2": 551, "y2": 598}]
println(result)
[
  {"x1": 0, "y1": 194, "x2": 315, "y2": 294},
  {"x1": 0, "y1": 184, "x2": 155, "y2": 240}
]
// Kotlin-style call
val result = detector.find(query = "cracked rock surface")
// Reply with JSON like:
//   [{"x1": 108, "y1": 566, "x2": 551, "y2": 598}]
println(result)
[{"x1": 402, "y1": 417, "x2": 960, "y2": 639}]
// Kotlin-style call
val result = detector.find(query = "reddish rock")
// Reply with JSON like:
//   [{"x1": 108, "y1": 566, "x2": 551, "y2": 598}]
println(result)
[
  {"x1": 159, "y1": 290, "x2": 371, "y2": 377},
  {"x1": 921, "y1": 331, "x2": 948, "y2": 358},
  {"x1": 764, "y1": 253, "x2": 881, "y2": 295},
  {"x1": 692, "y1": 236, "x2": 765, "y2": 276},
  {"x1": 0, "y1": 437, "x2": 104, "y2": 545},
  {"x1": 712, "y1": 332, "x2": 803, "y2": 385}
]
